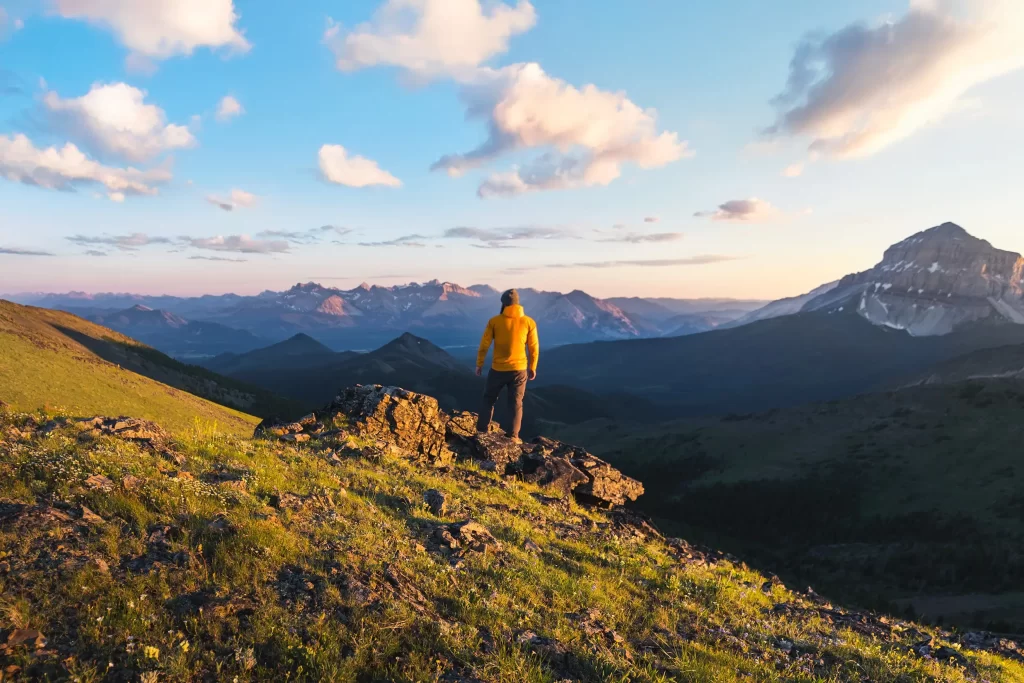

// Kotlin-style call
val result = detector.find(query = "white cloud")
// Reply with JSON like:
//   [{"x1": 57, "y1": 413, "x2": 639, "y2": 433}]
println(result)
[
  {"x1": 432, "y1": 63, "x2": 689, "y2": 197},
  {"x1": 319, "y1": 144, "x2": 402, "y2": 188},
  {"x1": 766, "y1": 0, "x2": 1024, "y2": 158},
  {"x1": 324, "y1": 0, "x2": 535, "y2": 78},
  {"x1": 0, "y1": 133, "x2": 171, "y2": 199},
  {"x1": 184, "y1": 234, "x2": 288, "y2": 254},
  {"x1": 216, "y1": 95, "x2": 243, "y2": 122},
  {"x1": 206, "y1": 188, "x2": 258, "y2": 211},
  {"x1": 695, "y1": 198, "x2": 782, "y2": 223},
  {"x1": 782, "y1": 163, "x2": 804, "y2": 178},
  {"x1": 44, "y1": 82, "x2": 196, "y2": 163},
  {"x1": 53, "y1": 0, "x2": 250, "y2": 60}
]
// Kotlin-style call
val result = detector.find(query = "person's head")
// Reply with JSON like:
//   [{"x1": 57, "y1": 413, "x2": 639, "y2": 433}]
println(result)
[{"x1": 500, "y1": 289, "x2": 520, "y2": 312}]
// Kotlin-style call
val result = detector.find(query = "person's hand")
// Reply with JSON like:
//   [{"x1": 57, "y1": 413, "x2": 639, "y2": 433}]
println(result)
[
  {"x1": 475, "y1": 367, "x2": 483, "y2": 377},
  {"x1": 528, "y1": 369, "x2": 537, "y2": 381}
]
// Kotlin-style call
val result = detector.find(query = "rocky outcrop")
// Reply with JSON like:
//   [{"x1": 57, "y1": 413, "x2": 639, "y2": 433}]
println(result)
[
  {"x1": 255, "y1": 385, "x2": 644, "y2": 508},
  {"x1": 804, "y1": 223, "x2": 1024, "y2": 336},
  {"x1": 331, "y1": 385, "x2": 455, "y2": 467}
]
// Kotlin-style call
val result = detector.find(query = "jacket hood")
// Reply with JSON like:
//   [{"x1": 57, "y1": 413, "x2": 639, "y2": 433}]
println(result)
[{"x1": 501, "y1": 304, "x2": 525, "y2": 318}]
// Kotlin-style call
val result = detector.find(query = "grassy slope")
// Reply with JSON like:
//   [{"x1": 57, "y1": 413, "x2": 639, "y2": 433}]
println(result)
[
  {"x1": 556, "y1": 380, "x2": 1024, "y2": 629},
  {"x1": 1, "y1": 411, "x2": 1021, "y2": 682},
  {"x1": 0, "y1": 301, "x2": 259, "y2": 436}
]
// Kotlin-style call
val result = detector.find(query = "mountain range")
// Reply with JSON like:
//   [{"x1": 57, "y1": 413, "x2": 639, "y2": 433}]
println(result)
[{"x1": 7, "y1": 282, "x2": 765, "y2": 358}]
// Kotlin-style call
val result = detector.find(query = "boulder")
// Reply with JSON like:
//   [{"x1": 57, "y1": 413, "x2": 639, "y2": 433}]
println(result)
[
  {"x1": 509, "y1": 452, "x2": 588, "y2": 496},
  {"x1": 424, "y1": 489, "x2": 448, "y2": 516},
  {"x1": 569, "y1": 451, "x2": 645, "y2": 508},
  {"x1": 329, "y1": 386, "x2": 454, "y2": 467},
  {"x1": 434, "y1": 520, "x2": 500, "y2": 555},
  {"x1": 463, "y1": 433, "x2": 524, "y2": 473}
]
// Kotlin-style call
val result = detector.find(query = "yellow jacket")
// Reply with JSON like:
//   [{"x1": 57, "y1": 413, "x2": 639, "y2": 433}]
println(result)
[{"x1": 477, "y1": 305, "x2": 539, "y2": 372}]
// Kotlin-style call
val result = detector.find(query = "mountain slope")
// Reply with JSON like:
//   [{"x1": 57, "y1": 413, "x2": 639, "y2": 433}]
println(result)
[
  {"x1": 201, "y1": 333, "x2": 348, "y2": 378},
  {"x1": 0, "y1": 300, "x2": 260, "y2": 436},
  {"x1": 556, "y1": 378, "x2": 1024, "y2": 630},
  {"x1": 89, "y1": 305, "x2": 266, "y2": 359},
  {"x1": 539, "y1": 307, "x2": 1024, "y2": 416},
  {"x1": 907, "y1": 343, "x2": 1024, "y2": 385},
  {"x1": 728, "y1": 281, "x2": 840, "y2": 327},
  {"x1": 0, "y1": 391, "x2": 1020, "y2": 681}
]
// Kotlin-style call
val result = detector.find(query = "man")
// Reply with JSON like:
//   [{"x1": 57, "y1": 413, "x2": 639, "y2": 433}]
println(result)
[{"x1": 476, "y1": 289, "x2": 539, "y2": 442}]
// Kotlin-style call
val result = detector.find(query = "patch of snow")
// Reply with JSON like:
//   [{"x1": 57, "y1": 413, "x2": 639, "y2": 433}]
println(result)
[{"x1": 928, "y1": 262, "x2": 941, "y2": 273}]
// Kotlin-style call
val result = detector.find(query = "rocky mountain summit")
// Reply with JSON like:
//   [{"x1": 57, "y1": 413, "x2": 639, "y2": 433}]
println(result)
[
  {"x1": 806, "y1": 223, "x2": 1024, "y2": 335},
  {"x1": 742, "y1": 223, "x2": 1024, "y2": 336},
  {"x1": 256, "y1": 384, "x2": 645, "y2": 509}
]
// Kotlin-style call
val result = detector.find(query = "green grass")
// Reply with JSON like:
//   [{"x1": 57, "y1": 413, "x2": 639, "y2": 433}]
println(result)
[
  {"x1": 1, "y1": 410, "x2": 1022, "y2": 682},
  {"x1": 0, "y1": 300, "x2": 259, "y2": 437}
]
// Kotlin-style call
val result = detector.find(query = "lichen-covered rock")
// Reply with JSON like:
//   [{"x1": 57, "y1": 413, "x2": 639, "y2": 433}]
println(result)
[{"x1": 331, "y1": 386, "x2": 454, "y2": 467}]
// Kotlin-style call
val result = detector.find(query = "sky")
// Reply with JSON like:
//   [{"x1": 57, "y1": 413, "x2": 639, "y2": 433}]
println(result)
[{"x1": 0, "y1": 0, "x2": 1023, "y2": 300}]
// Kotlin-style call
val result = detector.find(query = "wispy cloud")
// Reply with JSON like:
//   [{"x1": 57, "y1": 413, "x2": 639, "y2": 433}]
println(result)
[
  {"x1": 83, "y1": 250, "x2": 108, "y2": 257},
  {"x1": 206, "y1": 188, "x2": 258, "y2": 211},
  {"x1": 67, "y1": 233, "x2": 172, "y2": 250},
  {"x1": 507, "y1": 254, "x2": 738, "y2": 272},
  {"x1": 357, "y1": 234, "x2": 428, "y2": 248},
  {"x1": 183, "y1": 234, "x2": 289, "y2": 254},
  {"x1": 598, "y1": 232, "x2": 683, "y2": 244},
  {"x1": 695, "y1": 198, "x2": 781, "y2": 223},
  {"x1": 0, "y1": 247, "x2": 54, "y2": 256},
  {"x1": 189, "y1": 255, "x2": 248, "y2": 262},
  {"x1": 782, "y1": 163, "x2": 804, "y2": 178},
  {"x1": 257, "y1": 225, "x2": 352, "y2": 243},
  {"x1": 445, "y1": 226, "x2": 571, "y2": 242},
  {"x1": 216, "y1": 95, "x2": 244, "y2": 122},
  {"x1": 644, "y1": 216, "x2": 660, "y2": 223}
]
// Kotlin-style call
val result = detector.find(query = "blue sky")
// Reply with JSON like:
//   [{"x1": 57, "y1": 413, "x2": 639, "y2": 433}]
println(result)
[{"x1": 1, "y1": 0, "x2": 1023, "y2": 299}]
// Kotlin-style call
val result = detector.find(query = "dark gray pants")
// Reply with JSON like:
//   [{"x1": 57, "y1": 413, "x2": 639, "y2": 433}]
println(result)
[{"x1": 477, "y1": 369, "x2": 528, "y2": 438}]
